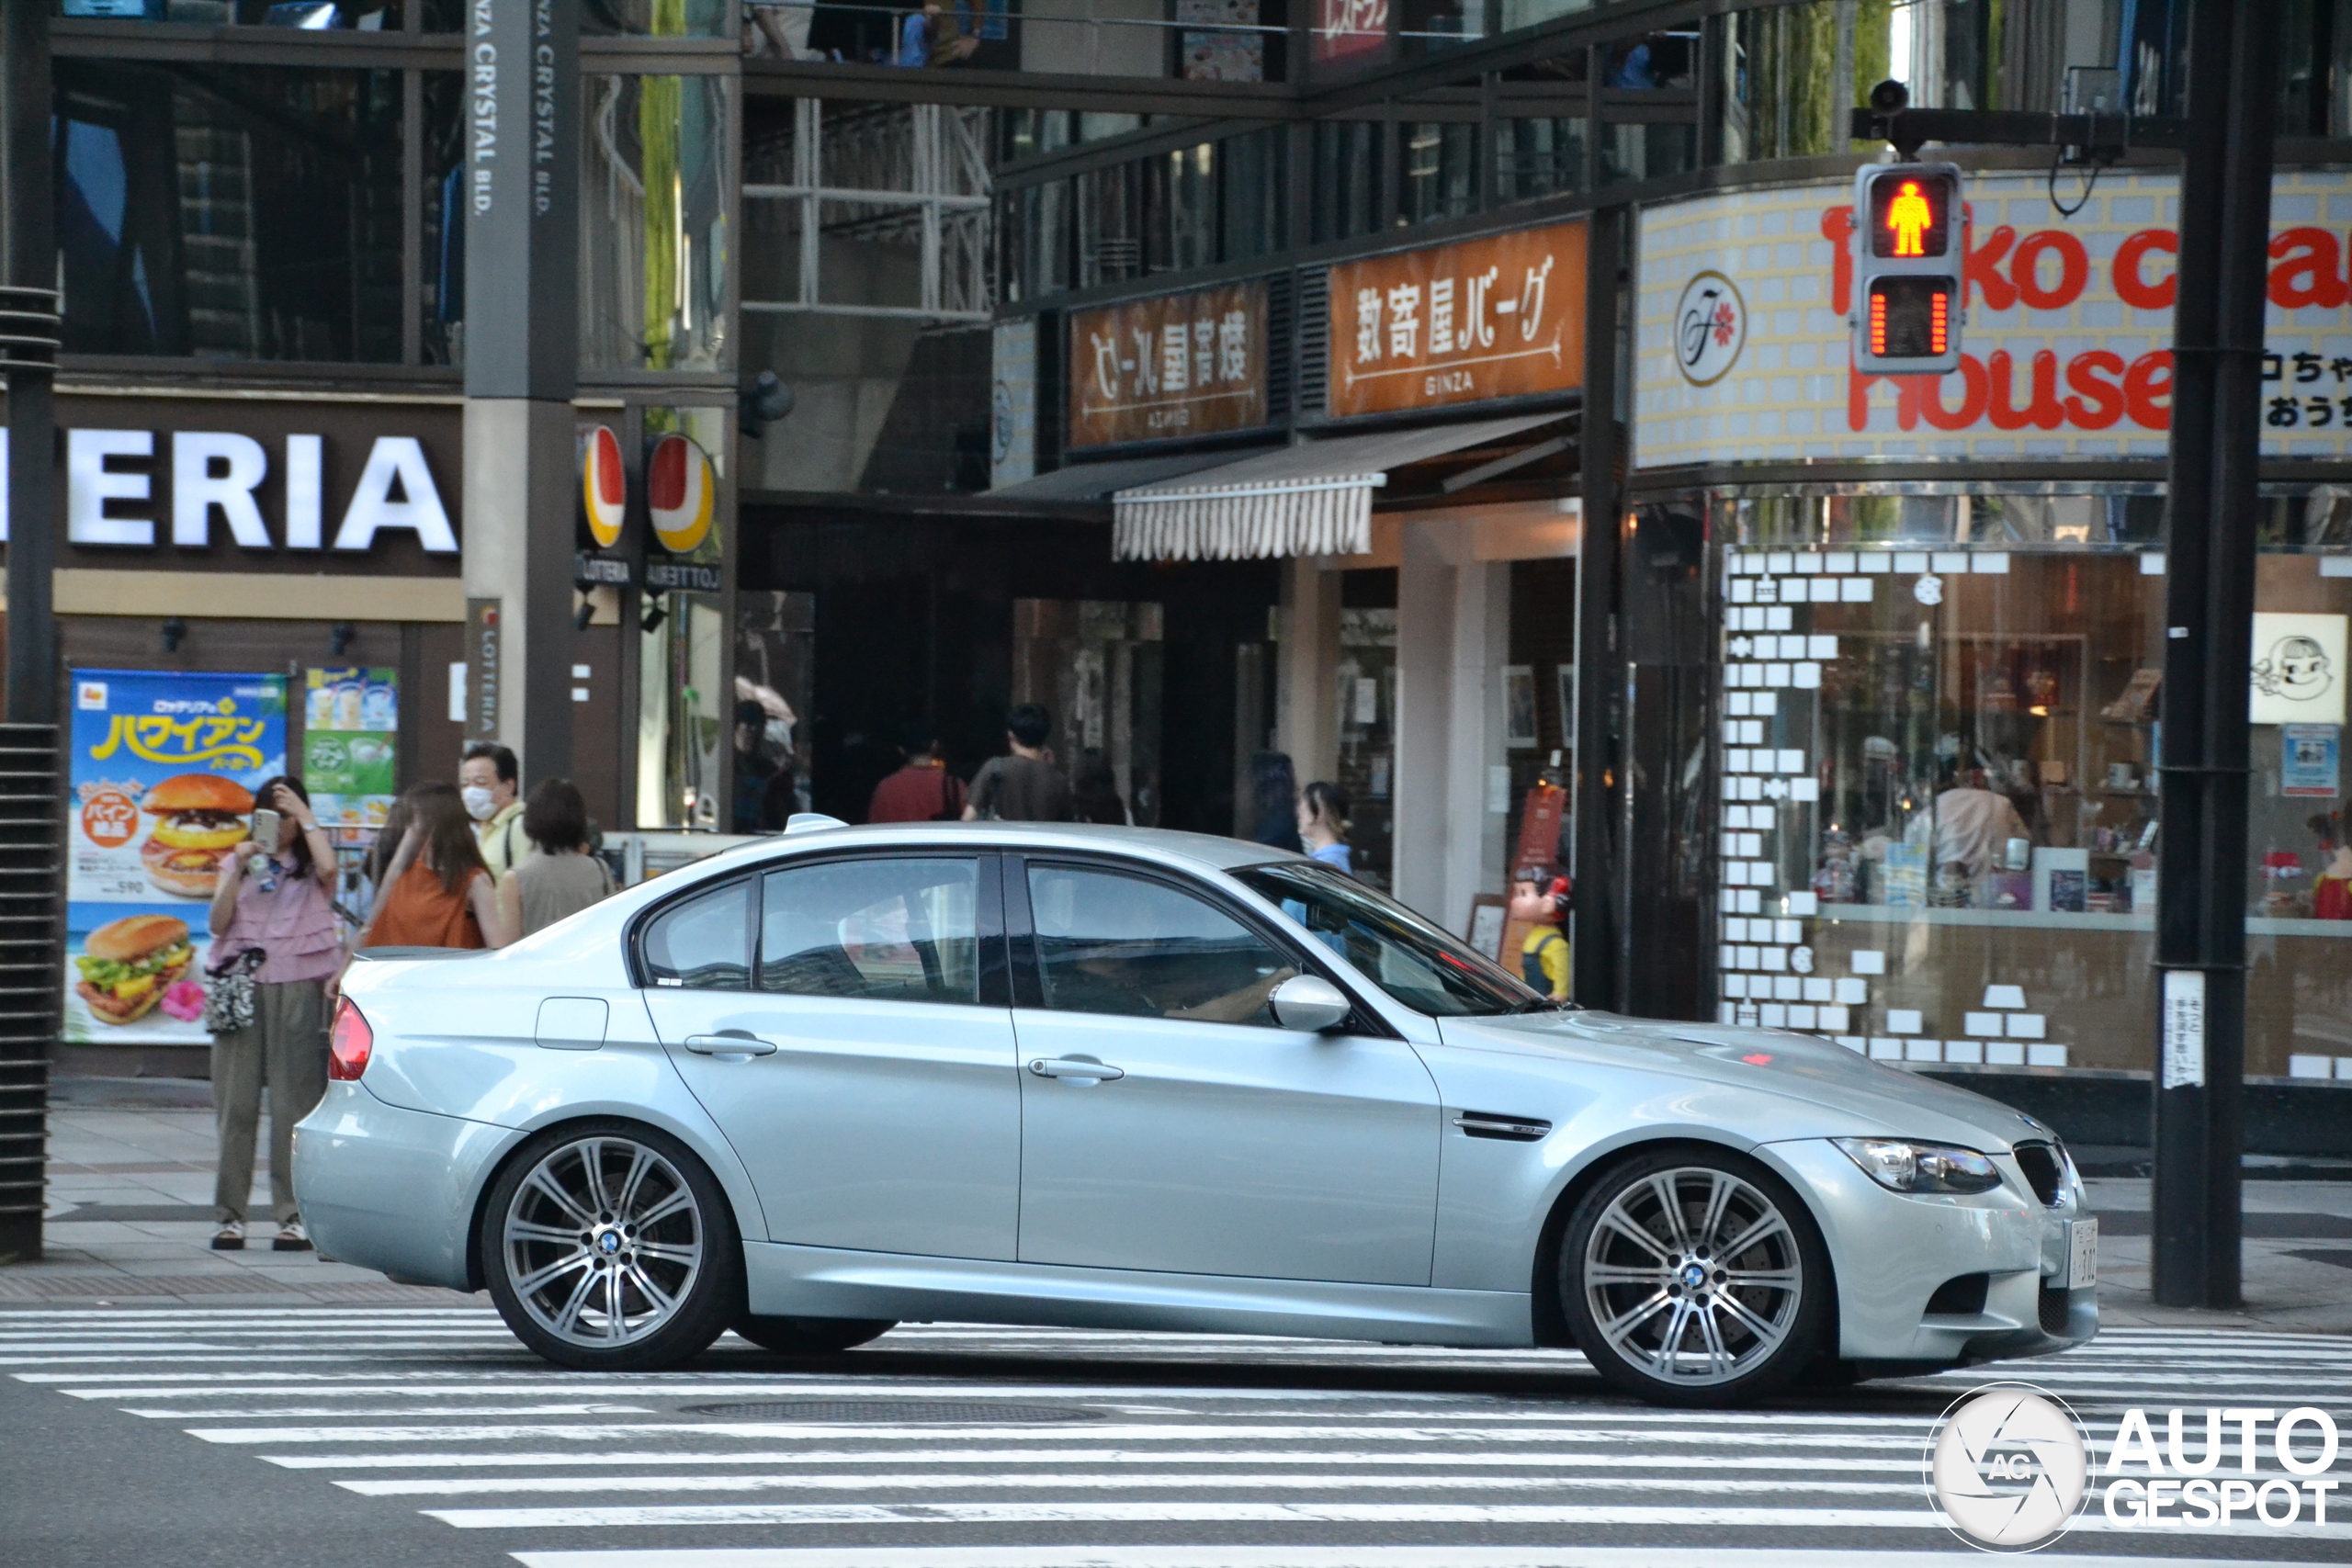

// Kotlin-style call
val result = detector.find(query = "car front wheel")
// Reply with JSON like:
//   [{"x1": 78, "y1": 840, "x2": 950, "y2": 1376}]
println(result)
[
  {"x1": 1559, "y1": 1147, "x2": 1829, "y2": 1405},
  {"x1": 481, "y1": 1120, "x2": 742, "y2": 1371}
]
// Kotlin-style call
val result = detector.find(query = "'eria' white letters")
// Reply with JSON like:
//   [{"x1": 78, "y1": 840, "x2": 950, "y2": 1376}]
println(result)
[{"x1": 0, "y1": 428, "x2": 458, "y2": 554}]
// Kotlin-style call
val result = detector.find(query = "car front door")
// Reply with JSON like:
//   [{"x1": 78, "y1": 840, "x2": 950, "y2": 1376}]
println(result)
[
  {"x1": 1010, "y1": 857, "x2": 1441, "y2": 1286},
  {"x1": 642, "y1": 852, "x2": 1020, "y2": 1261}
]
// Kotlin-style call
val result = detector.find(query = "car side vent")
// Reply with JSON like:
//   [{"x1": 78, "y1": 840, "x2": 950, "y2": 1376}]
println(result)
[
  {"x1": 2013, "y1": 1140, "x2": 2064, "y2": 1206},
  {"x1": 1924, "y1": 1272, "x2": 1989, "y2": 1315},
  {"x1": 2039, "y1": 1282, "x2": 2073, "y2": 1334},
  {"x1": 1453, "y1": 1111, "x2": 1552, "y2": 1142}
]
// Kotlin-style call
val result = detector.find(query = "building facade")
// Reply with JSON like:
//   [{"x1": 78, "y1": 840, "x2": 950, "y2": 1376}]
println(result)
[{"x1": 25, "y1": 0, "x2": 2352, "y2": 1145}]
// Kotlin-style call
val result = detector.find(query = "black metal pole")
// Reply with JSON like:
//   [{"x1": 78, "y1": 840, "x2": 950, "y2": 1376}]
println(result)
[
  {"x1": 4, "y1": 0, "x2": 53, "y2": 727},
  {"x1": 1572, "y1": 207, "x2": 1623, "y2": 1010},
  {"x1": 2152, "y1": 0, "x2": 2274, "y2": 1309},
  {"x1": 0, "y1": 2, "x2": 55, "y2": 1267}
]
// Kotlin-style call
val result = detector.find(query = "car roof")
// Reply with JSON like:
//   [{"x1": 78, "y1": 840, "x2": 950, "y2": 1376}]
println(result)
[{"x1": 702, "y1": 820, "x2": 1304, "y2": 877}]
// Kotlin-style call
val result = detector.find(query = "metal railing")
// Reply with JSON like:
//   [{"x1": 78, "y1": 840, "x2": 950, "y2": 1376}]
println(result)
[{"x1": 744, "y1": 99, "x2": 996, "y2": 321}]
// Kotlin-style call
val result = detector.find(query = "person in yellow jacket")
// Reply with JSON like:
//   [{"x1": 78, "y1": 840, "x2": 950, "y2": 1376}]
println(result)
[{"x1": 1510, "y1": 874, "x2": 1573, "y2": 1001}]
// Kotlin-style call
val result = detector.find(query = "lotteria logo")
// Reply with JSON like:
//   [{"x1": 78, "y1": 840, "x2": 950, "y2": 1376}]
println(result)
[
  {"x1": 580, "y1": 425, "x2": 626, "y2": 548},
  {"x1": 647, "y1": 434, "x2": 715, "y2": 554},
  {"x1": 1, "y1": 428, "x2": 456, "y2": 553}
]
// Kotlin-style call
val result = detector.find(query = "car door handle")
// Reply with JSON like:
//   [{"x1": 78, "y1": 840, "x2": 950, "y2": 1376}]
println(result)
[
  {"x1": 684, "y1": 1032, "x2": 776, "y2": 1056},
  {"x1": 1028, "y1": 1056, "x2": 1125, "y2": 1081}
]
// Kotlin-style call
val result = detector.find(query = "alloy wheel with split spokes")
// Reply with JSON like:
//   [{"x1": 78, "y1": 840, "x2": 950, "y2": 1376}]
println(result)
[
  {"x1": 1560, "y1": 1147, "x2": 1829, "y2": 1405},
  {"x1": 481, "y1": 1121, "x2": 741, "y2": 1371}
]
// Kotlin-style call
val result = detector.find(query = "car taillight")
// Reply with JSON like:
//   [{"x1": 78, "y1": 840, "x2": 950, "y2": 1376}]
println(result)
[{"x1": 328, "y1": 998, "x2": 373, "y2": 1081}]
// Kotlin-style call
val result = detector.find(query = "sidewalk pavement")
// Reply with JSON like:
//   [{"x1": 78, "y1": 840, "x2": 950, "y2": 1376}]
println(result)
[
  {"x1": 1, "y1": 1079, "x2": 463, "y2": 1307},
  {"x1": 6, "y1": 1079, "x2": 2350, "y2": 1333}
]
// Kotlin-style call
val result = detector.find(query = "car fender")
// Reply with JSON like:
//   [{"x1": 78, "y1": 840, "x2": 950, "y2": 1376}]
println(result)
[
  {"x1": 1417, "y1": 1040, "x2": 1845, "y2": 1295},
  {"x1": 336, "y1": 965, "x2": 770, "y2": 1265}
]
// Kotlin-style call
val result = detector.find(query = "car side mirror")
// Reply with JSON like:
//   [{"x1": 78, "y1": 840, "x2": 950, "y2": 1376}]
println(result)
[{"x1": 1270, "y1": 974, "x2": 1352, "y2": 1033}]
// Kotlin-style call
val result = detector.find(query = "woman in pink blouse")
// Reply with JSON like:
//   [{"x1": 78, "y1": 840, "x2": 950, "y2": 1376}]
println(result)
[{"x1": 203, "y1": 776, "x2": 343, "y2": 1253}]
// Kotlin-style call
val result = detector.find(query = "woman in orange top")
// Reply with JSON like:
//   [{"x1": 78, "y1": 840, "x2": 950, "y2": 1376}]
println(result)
[{"x1": 356, "y1": 782, "x2": 515, "y2": 954}]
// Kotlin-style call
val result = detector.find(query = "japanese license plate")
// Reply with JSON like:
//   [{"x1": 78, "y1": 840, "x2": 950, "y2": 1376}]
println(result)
[{"x1": 2068, "y1": 1217, "x2": 2098, "y2": 1289}]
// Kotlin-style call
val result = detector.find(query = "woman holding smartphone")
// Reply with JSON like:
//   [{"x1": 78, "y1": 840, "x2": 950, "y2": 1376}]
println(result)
[{"x1": 204, "y1": 776, "x2": 341, "y2": 1254}]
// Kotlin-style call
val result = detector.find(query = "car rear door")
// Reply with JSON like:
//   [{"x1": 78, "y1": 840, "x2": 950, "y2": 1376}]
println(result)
[
  {"x1": 1009, "y1": 856, "x2": 1442, "y2": 1286},
  {"x1": 640, "y1": 852, "x2": 1021, "y2": 1261}
]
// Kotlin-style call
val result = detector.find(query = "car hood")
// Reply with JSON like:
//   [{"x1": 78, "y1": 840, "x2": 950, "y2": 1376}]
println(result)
[{"x1": 1432, "y1": 1010, "x2": 2055, "y2": 1152}]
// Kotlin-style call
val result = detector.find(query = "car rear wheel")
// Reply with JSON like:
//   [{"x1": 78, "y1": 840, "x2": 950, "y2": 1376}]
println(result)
[
  {"x1": 481, "y1": 1121, "x2": 741, "y2": 1371},
  {"x1": 1559, "y1": 1146, "x2": 1829, "y2": 1406},
  {"x1": 734, "y1": 1315, "x2": 897, "y2": 1355}
]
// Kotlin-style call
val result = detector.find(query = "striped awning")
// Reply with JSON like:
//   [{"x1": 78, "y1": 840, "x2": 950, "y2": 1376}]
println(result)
[{"x1": 1111, "y1": 412, "x2": 1569, "y2": 561}]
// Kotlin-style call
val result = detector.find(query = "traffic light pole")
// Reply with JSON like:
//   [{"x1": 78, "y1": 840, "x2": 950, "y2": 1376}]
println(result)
[
  {"x1": 1849, "y1": 14, "x2": 2278, "y2": 1310},
  {"x1": 2150, "y1": 0, "x2": 2275, "y2": 1311}
]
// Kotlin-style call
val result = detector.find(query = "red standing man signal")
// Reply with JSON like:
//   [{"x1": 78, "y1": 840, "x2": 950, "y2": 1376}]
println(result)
[{"x1": 1885, "y1": 179, "x2": 1933, "y2": 256}]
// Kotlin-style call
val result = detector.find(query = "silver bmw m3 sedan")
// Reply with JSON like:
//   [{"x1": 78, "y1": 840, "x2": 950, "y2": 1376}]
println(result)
[{"x1": 293, "y1": 819, "x2": 2096, "y2": 1406}]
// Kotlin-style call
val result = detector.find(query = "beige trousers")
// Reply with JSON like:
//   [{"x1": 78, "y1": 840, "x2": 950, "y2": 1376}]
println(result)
[{"x1": 210, "y1": 977, "x2": 330, "y2": 1224}]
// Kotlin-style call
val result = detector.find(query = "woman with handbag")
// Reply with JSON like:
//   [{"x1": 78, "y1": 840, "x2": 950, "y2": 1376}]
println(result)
[{"x1": 203, "y1": 776, "x2": 340, "y2": 1253}]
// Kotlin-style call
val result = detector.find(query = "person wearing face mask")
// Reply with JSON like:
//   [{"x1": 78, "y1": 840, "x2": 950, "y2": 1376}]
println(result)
[{"x1": 459, "y1": 741, "x2": 527, "y2": 883}]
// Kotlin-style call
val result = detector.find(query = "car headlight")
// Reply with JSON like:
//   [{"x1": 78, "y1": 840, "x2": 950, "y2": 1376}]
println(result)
[{"x1": 1833, "y1": 1136, "x2": 2004, "y2": 1195}]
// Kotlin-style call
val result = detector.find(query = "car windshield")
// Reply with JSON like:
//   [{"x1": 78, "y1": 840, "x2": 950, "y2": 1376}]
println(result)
[{"x1": 1232, "y1": 862, "x2": 1557, "y2": 1019}]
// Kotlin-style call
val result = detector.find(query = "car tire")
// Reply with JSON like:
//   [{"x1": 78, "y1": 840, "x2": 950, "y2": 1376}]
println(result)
[
  {"x1": 481, "y1": 1119, "x2": 743, "y2": 1372},
  {"x1": 734, "y1": 1315, "x2": 898, "y2": 1355},
  {"x1": 1558, "y1": 1145, "x2": 1831, "y2": 1407}
]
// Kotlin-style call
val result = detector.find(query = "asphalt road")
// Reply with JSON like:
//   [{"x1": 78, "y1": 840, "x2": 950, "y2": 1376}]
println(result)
[{"x1": 3, "y1": 1308, "x2": 2348, "y2": 1568}]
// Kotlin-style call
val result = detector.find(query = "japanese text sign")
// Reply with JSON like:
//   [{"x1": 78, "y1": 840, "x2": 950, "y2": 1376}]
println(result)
[
  {"x1": 1636, "y1": 170, "x2": 2352, "y2": 467},
  {"x1": 1328, "y1": 222, "x2": 1587, "y2": 418},
  {"x1": 1069, "y1": 281, "x2": 1270, "y2": 448}
]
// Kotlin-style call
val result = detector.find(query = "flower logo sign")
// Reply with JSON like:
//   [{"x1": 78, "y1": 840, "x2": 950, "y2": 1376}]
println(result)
[{"x1": 1674, "y1": 270, "x2": 1747, "y2": 387}]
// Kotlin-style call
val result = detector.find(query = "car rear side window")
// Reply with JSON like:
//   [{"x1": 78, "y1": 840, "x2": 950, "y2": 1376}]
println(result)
[
  {"x1": 762, "y1": 858, "x2": 981, "y2": 1005},
  {"x1": 640, "y1": 879, "x2": 751, "y2": 990},
  {"x1": 1026, "y1": 864, "x2": 1296, "y2": 1026}
]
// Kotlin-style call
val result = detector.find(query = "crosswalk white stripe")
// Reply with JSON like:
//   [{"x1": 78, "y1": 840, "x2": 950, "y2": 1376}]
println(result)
[
  {"x1": 425, "y1": 1499, "x2": 2352, "y2": 1533},
  {"x1": 183, "y1": 1422, "x2": 1985, "y2": 1447},
  {"x1": 126, "y1": 1403, "x2": 661, "y2": 1418},
  {"x1": 503, "y1": 1549, "x2": 2333, "y2": 1568},
  {"x1": 256, "y1": 1449, "x2": 1928, "y2": 1473},
  {"x1": 429, "y1": 1501, "x2": 1959, "y2": 1530},
  {"x1": 344, "y1": 1472, "x2": 1935, "y2": 1499}
]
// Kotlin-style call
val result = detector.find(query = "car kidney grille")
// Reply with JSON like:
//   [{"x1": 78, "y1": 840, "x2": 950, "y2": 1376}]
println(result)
[
  {"x1": 2013, "y1": 1141, "x2": 2064, "y2": 1206},
  {"x1": 679, "y1": 1400, "x2": 1100, "y2": 1424}
]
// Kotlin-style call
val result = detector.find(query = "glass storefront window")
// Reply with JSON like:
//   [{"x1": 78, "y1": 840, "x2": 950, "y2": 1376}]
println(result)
[
  {"x1": 1705, "y1": 488, "x2": 2352, "y2": 1085},
  {"x1": 639, "y1": 406, "x2": 731, "y2": 829},
  {"x1": 582, "y1": 0, "x2": 731, "y2": 36},
  {"x1": 1403, "y1": 121, "x2": 1478, "y2": 225},
  {"x1": 1310, "y1": 119, "x2": 1385, "y2": 244},
  {"x1": 581, "y1": 73, "x2": 732, "y2": 374},
  {"x1": 1335, "y1": 582, "x2": 1397, "y2": 891},
  {"x1": 420, "y1": 70, "x2": 464, "y2": 367},
  {"x1": 59, "y1": 2, "x2": 413, "y2": 24},
  {"x1": 56, "y1": 62, "x2": 401, "y2": 362},
  {"x1": 1494, "y1": 117, "x2": 1587, "y2": 206}
]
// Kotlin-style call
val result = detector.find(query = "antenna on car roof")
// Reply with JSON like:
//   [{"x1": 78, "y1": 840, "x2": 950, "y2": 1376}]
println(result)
[{"x1": 784, "y1": 813, "x2": 848, "y2": 833}]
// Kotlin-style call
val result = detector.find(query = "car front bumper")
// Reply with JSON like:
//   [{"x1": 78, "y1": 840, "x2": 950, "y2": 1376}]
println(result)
[
  {"x1": 1762, "y1": 1136, "x2": 2098, "y2": 1367},
  {"x1": 291, "y1": 1081, "x2": 512, "y2": 1292}
]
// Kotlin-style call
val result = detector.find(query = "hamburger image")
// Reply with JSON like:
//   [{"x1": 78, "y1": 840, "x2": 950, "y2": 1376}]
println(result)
[
  {"x1": 140, "y1": 773, "x2": 254, "y2": 898},
  {"x1": 74, "y1": 914, "x2": 196, "y2": 1026}
]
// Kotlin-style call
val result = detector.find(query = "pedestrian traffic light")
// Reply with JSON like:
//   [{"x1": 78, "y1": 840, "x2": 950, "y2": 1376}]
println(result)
[{"x1": 1850, "y1": 162, "x2": 1964, "y2": 375}]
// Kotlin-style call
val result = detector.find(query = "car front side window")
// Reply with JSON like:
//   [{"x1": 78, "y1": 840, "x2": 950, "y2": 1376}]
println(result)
[{"x1": 1026, "y1": 863, "x2": 1297, "y2": 1026}]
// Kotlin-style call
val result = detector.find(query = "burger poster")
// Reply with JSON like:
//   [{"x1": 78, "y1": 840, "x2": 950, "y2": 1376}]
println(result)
[{"x1": 65, "y1": 669, "x2": 288, "y2": 1043}]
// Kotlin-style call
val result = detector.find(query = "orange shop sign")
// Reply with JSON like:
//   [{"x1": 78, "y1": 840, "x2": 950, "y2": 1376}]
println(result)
[
  {"x1": 1068, "y1": 281, "x2": 1269, "y2": 448},
  {"x1": 1328, "y1": 222, "x2": 1587, "y2": 418}
]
